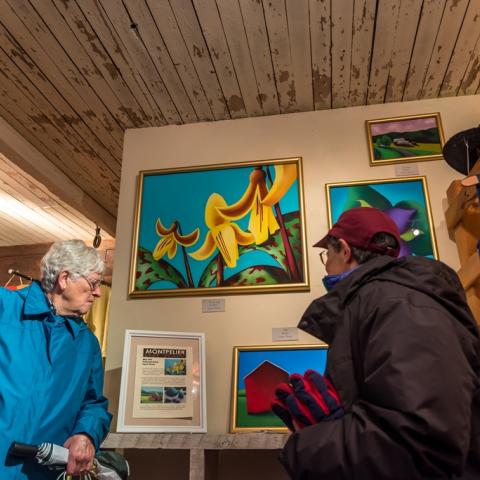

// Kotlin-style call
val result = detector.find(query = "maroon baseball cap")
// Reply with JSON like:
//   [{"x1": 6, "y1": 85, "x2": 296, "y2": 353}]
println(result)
[{"x1": 314, "y1": 207, "x2": 401, "y2": 257}]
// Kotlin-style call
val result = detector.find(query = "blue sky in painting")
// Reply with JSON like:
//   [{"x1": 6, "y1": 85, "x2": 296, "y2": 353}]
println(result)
[
  {"x1": 329, "y1": 179, "x2": 427, "y2": 222},
  {"x1": 237, "y1": 348, "x2": 328, "y2": 390},
  {"x1": 138, "y1": 163, "x2": 300, "y2": 288}
]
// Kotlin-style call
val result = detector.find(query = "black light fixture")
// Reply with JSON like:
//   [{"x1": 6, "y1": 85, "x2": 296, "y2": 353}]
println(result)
[{"x1": 93, "y1": 225, "x2": 102, "y2": 249}]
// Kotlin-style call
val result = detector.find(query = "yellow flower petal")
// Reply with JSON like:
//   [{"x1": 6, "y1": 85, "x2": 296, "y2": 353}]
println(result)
[
  {"x1": 167, "y1": 240, "x2": 177, "y2": 259},
  {"x1": 174, "y1": 227, "x2": 200, "y2": 246},
  {"x1": 248, "y1": 191, "x2": 280, "y2": 244},
  {"x1": 266, "y1": 208, "x2": 280, "y2": 235},
  {"x1": 261, "y1": 164, "x2": 297, "y2": 207},
  {"x1": 212, "y1": 224, "x2": 239, "y2": 268},
  {"x1": 231, "y1": 223, "x2": 255, "y2": 246},
  {"x1": 204, "y1": 193, "x2": 229, "y2": 228},
  {"x1": 189, "y1": 231, "x2": 216, "y2": 261},
  {"x1": 156, "y1": 218, "x2": 176, "y2": 236},
  {"x1": 153, "y1": 235, "x2": 175, "y2": 260},
  {"x1": 217, "y1": 169, "x2": 266, "y2": 220}
]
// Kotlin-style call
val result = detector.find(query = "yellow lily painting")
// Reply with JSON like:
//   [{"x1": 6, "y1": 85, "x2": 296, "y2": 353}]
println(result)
[{"x1": 131, "y1": 158, "x2": 308, "y2": 297}]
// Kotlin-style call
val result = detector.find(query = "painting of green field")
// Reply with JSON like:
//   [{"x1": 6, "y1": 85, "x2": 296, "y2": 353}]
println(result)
[
  {"x1": 236, "y1": 390, "x2": 284, "y2": 428},
  {"x1": 367, "y1": 113, "x2": 444, "y2": 165}
]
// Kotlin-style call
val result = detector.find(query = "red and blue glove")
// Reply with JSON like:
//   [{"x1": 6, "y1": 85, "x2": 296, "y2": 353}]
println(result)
[{"x1": 271, "y1": 369, "x2": 344, "y2": 431}]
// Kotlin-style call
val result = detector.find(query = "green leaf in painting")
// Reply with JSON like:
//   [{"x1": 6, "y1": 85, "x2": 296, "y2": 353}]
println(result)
[
  {"x1": 223, "y1": 265, "x2": 290, "y2": 286},
  {"x1": 343, "y1": 185, "x2": 392, "y2": 211},
  {"x1": 240, "y1": 211, "x2": 303, "y2": 275},
  {"x1": 394, "y1": 200, "x2": 433, "y2": 256},
  {"x1": 197, "y1": 256, "x2": 219, "y2": 288},
  {"x1": 136, "y1": 247, "x2": 187, "y2": 290}
]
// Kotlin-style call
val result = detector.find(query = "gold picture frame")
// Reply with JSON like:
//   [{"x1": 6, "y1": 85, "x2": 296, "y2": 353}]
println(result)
[
  {"x1": 366, "y1": 112, "x2": 445, "y2": 166},
  {"x1": 325, "y1": 176, "x2": 439, "y2": 259},
  {"x1": 230, "y1": 344, "x2": 328, "y2": 433},
  {"x1": 129, "y1": 157, "x2": 309, "y2": 298}
]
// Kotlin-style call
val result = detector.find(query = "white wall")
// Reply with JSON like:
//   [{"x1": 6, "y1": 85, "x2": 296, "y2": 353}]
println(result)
[{"x1": 106, "y1": 95, "x2": 479, "y2": 433}]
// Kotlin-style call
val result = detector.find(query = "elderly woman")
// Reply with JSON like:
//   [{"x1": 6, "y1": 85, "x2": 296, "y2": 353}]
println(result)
[{"x1": 0, "y1": 240, "x2": 112, "y2": 479}]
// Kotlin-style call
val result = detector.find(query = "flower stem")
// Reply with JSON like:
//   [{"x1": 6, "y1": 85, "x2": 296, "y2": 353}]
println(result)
[
  {"x1": 266, "y1": 167, "x2": 301, "y2": 282},
  {"x1": 177, "y1": 222, "x2": 195, "y2": 288},
  {"x1": 216, "y1": 253, "x2": 224, "y2": 286}
]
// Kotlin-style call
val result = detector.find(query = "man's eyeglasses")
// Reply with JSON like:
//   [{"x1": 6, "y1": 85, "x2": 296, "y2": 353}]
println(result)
[
  {"x1": 319, "y1": 250, "x2": 328, "y2": 265},
  {"x1": 81, "y1": 275, "x2": 102, "y2": 292}
]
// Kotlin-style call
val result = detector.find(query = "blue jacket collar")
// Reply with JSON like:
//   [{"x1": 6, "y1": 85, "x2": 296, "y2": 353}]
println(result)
[{"x1": 22, "y1": 281, "x2": 83, "y2": 338}]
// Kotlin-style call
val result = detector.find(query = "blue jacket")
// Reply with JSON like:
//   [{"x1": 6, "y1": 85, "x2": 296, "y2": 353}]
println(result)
[{"x1": 0, "y1": 282, "x2": 112, "y2": 479}]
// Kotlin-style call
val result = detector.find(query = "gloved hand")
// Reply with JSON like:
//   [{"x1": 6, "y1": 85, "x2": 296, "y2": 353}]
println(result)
[{"x1": 271, "y1": 369, "x2": 344, "y2": 431}]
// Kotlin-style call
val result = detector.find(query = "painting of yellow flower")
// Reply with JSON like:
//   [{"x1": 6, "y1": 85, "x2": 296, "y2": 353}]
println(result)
[{"x1": 129, "y1": 157, "x2": 309, "y2": 297}]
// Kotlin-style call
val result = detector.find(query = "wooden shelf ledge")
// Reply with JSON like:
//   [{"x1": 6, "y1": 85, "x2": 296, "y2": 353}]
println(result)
[
  {"x1": 102, "y1": 433, "x2": 290, "y2": 480},
  {"x1": 102, "y1": 432, "x2": 289, "y2": 450}
]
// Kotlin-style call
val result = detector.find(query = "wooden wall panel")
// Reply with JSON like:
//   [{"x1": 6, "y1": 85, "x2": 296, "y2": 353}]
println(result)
[
  {"x1": 263, "y1": 0, "x2": 297, "y2": 113},
  {"x1": 146, "y1": 0, "x2": 215, "y2": 121},
  {"x1": 310, "y1": 0, "x2": 331, "y2": 110},
  {"x1": 193, "y1": 0, "x2": 247, "y2": 118},
  {"x1": 349, "y1": 0, "x2": 375, "y2": 106},
  {"x1": 331, "y1": 0, "x2": 354, "y2": 108},
  {"x1": 286, "y1": 0, "x2": 313, "y2": 111},
  {"x1": 384, "y1": 0, "x2": 423, "y2": 103},
  {"x1": 440, "y1": 0, "x2": 480, "y2": 97},
  {"x1": 239, "y1": 0, "x2": 280, "y2": 115},
  {"x1": 403, "y1": 0, "x2": 447, "y2": 100},
  {"x1": 216, "y1": 0, "x2": 263, "y2": 116},
  {"x1": 367, "y1": 1, "x2": 400, "y2": 105},
  {"x1": 99, "y1": 0, "x2": 182, "y2": 124},
  {"x1": 421, "y1": 0, "x2": 470, "y2": 99}
]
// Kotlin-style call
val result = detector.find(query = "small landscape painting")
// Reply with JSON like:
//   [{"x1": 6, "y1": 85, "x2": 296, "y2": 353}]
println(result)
[{"x1": 366, "y1": 113, "x2": 445, "y2": 166}]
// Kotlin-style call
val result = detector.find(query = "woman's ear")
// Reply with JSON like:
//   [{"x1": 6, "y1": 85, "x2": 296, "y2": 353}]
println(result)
[{"x1": 57, "y1": 270, "x2": 69, "y2": 291}]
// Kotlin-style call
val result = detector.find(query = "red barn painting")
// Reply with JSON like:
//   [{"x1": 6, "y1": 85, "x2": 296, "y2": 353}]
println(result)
[{"x1": 244, "y1": 360, "x2": 289, "y2": 414}]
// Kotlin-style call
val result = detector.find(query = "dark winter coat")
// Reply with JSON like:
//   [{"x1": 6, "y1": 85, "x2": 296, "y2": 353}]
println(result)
[{"x1": 281, "y1": 255, "x2": 480, "y2": 479}]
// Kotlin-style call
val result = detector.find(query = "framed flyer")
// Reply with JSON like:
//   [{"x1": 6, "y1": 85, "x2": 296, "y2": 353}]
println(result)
[{"x1": 117, "y1": 330, "x2": 207, "y2": 432}]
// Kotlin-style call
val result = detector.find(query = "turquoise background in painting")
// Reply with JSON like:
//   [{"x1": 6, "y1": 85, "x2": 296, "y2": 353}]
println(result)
[
  {"x1": 329, "y1": 179, "x2": 427, "y2": 222},
  {"x1": 138, "y1": 164, "x2": 300, "y2": 289},
  {"x1": 237, "y1": 347, "x2": 327, "y2": 389}
]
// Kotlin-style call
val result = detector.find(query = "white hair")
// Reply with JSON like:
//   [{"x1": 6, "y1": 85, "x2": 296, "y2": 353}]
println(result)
[{"x1": 41, "y1": 240, "x2": 105, "y2": 292}]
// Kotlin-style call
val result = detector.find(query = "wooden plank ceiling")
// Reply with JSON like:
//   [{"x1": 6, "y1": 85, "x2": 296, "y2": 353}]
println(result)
[
  {"x1": 0, "y1": 0, "x2": 479, "y2": 241},
  {"x1": 0, "y1": 151, "x2": 113, "y2": 246}
]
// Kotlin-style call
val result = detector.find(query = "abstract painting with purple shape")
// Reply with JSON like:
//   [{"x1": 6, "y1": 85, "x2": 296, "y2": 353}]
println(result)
[{"x1": 327, "y1": 177, "x2": 438, "y2": 259}]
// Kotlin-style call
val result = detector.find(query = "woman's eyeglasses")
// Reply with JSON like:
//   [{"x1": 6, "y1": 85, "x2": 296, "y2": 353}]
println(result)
[{"x1": 81, "y1": 275, "x2": 102, "y2": 292}]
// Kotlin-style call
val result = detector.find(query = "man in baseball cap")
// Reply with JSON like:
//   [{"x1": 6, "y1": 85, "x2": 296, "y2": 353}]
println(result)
[
  {"x1": 275, "y1": 207, "x2": 480, "y2": 480},
  {"x1": 314, "y1": 207, "x2": 400, "y2": 291}
]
